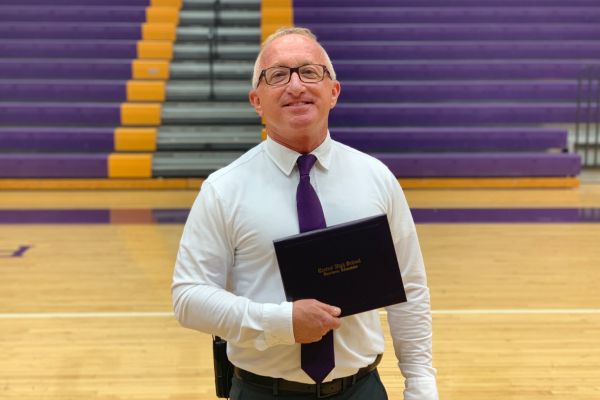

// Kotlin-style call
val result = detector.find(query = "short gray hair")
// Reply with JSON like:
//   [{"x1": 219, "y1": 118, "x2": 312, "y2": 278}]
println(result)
[{"x1": 251, "y1": 26, "x2": 337, "y2": 89}]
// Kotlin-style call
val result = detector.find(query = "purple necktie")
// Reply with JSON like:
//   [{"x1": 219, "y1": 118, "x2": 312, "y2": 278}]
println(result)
[{"x1": 296, "y1": 154, "x2": 334, "y2": 383}]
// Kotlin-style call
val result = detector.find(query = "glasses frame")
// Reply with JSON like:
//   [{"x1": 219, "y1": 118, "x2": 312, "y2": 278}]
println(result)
[{"x1": 257, "y1": 64, "x2": 331, "y2": 87}]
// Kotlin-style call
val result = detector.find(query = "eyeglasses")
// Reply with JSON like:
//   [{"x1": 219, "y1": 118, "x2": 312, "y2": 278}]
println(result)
[{"x1": 257, "y1": 64, "x2": 331, "y2": 87}]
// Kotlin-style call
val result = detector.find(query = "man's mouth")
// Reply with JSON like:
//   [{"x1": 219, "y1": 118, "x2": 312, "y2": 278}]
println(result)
[{"x1": 283, "y1": 101, "x2": 313, "y2": 107}]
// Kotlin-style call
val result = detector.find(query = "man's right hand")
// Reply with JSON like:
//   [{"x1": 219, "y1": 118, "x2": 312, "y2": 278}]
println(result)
[{"x1": 292, "y1": 299, "x2": 342, "y2": 343}]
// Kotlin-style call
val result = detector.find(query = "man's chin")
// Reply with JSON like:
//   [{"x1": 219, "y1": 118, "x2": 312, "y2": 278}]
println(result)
[{"x1": 286, "y1": 120, "x2": 318, "y2": 133}]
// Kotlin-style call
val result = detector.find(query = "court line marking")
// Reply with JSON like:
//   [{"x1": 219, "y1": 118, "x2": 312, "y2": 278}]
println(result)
[
  {"x1": 0, "y1": 311, "x2": 174, "y2": 319},
  {"x1": 431, "y1": 309, "x2": 600, "y2": 315},
  {"x1": 1, "y1": 309, "x2": 600, "y2": 319}
]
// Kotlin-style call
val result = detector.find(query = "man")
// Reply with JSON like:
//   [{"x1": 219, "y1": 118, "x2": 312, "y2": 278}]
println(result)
[{"x1": 172, "y1": 27, "x2": 438, "y2": 399}]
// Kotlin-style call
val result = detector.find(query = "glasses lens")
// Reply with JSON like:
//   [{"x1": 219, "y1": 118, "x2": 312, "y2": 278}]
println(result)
[
  {"x1": 265, "y1": 67, "x2": 290, "y2": 85},
  {"x1": 299, "y1": 65, "x2": 324, "y2": 82},
  {"x1": 263, "y1": 65, "x2": 326, "y2": 86}
]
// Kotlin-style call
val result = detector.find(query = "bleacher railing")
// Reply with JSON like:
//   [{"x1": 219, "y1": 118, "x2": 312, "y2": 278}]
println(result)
[
  {"x1": 576, "y1": 65, "x2": 600, "y2": 167},
  {"x1": 207, "y1": 0, "x2": 222, "y2": 101}
]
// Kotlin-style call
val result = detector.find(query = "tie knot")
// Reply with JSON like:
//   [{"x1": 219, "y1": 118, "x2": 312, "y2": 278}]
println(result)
[{"x1": 297, "y1": 154, "x2": 317, "y2": 177}]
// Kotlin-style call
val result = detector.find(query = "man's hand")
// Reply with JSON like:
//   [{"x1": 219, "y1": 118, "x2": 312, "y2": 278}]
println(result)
[{"x1": 292, "y1": 299, "x2": 341, "y2": 343}]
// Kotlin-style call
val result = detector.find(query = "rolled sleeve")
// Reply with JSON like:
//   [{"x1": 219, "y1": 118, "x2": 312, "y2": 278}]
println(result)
[
  {"x1": 404, "y1": 377, "x2": 439, "y2": 400},
  {"x1": 172, "y1": 182, "x2": 293, "y2": 351},
  {"x1": 263, "y1": 302, "x2": 295, "y2": 346},
  {"x1": 385, "y1": 172, "x2": 439, "y2": 399}
]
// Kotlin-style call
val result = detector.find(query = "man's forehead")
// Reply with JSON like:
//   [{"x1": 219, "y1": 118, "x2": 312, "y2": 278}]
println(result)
[{"x1": 260, "y1": 34, "x2": 324, "y2": 67}]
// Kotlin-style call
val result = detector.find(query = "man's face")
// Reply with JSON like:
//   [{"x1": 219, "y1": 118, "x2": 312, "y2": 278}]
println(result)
[{"x1": 249, "y1": 34, "x2": 341, "y2": 153}]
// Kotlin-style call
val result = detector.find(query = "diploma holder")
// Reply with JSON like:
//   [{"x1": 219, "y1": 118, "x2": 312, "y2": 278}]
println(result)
[{"x1": 273, "y1": 214, "x2": 407, "y2": 317}]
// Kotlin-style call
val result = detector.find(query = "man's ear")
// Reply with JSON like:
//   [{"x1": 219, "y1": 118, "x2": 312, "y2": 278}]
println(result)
[
  {"x1": 330, "y1": 80, "x2": 341, "y2": 109},
  {"x1": 249, "y1": 89, "x2": 263, "y2": 117}
]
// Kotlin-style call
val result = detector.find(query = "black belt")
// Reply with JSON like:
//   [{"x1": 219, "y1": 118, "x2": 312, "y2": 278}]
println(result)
[{"x1": 233, "y1": 354, "x2": 382, "y2": 399}]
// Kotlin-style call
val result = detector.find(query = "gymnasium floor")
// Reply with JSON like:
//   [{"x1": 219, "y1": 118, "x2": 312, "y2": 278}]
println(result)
[{"x1": 1, "y1": 184, "x2": 599, "y2": 399}]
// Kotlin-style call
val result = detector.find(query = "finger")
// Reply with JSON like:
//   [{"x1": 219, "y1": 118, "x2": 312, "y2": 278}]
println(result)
[
  {"x1": 329, "y1": 306, "x2": 342, "y2": 316},
  {"x1": 321, "y1": 314, "x2": 341, "y2": 331},
  {"x1": 315, "y1": 301, "x2": 341, "y2": 316},
  {"x1": 330, "y1": 317, "x2": 342, "y2": 329}
]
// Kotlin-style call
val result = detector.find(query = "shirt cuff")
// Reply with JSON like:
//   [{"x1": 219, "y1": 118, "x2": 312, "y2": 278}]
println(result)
[
  {"x1": 404, "y1": 377, "x2": 439, "y2": 400},
  {"x1": 263, "y1": 301, "x2": 295, "y2": 346}
]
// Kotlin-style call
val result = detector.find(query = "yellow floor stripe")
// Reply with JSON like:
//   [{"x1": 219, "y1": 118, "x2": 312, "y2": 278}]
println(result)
[
  {"x1": 0, "y1": 178, "x2": 579, "y2": 190},
  {"x1": 399, "y1": 177, "x2": 580, "y2": 189},
  {"x1": 0, "y1": 179, "x2": 204, "y2": 190}
]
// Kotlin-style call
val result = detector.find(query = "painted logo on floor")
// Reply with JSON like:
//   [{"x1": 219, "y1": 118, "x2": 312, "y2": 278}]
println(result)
[{"x1": 0, "y1": 245, "x2": 31, "y2": 258}]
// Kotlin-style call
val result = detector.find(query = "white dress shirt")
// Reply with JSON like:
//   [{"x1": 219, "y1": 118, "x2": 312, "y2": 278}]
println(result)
[{"x1": 172, "y1": 133, "x2": 438, "y2": 399}]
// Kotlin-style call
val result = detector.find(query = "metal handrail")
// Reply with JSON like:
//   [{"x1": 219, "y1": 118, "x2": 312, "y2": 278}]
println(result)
[
  {"x1": 575, "y1": 65, "x2": 600, "y2": 167},
  {"x1": 208, "y1": 27, "x2": 216, "y2": 100},
  {"x1": 594, "y1": 66, "x2": 600, "y2": 166},
  {"x1": 207, "y1": 0, "x2": 222, "y2": 101}
]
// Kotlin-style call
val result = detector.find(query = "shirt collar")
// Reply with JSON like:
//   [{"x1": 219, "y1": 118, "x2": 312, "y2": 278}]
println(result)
[{"x1": 265, "y1": 132, "x2": 332, "y2": 176}]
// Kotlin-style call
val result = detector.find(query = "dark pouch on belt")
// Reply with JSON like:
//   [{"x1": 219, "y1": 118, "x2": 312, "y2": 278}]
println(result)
[{"x1": 213, "y1": 336, "x2": 234, "y2": 398}]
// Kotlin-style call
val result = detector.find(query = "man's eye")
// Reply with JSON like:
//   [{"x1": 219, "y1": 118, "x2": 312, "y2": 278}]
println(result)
[
  {"x1": 269, "y1": 70, "x2": 288, "y2": 80},
  {"x1": 300, "y1": 67, "x2": 320, "y2": 79}
]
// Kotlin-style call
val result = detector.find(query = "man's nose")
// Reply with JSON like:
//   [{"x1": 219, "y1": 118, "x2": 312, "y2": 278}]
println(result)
[{"x1": 286, "y1": 71, "x2": 306, "y2": 93}]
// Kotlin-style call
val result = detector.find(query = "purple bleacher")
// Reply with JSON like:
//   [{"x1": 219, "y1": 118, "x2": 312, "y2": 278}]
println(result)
[
  {"x1": 333, "y1": 61, "x2": 589, "y2": 81},
  {"x1": 0, "y1": 40, "x2": 137, "y2": 59},
  {"x1": 295, "y1": 0, "x2": 600, "y2": 7},
  {"x1": 0, "y1": 81, "x2": 127, "y2": 102},
  {"x1": 0, "y1": 154, "x2": 107, "y2": 178},
  {"x1": 330, "y1": 127, "x2": 567, "y2": 152},
  {"x1": 0, "y1": 60, "x2": 132, "y2": 80},
  {"x1": 322, "y1": 41, "x2": 600, "y2": 61},
  {"x1": 309, "y1": 23, "x2": 600, "y2": 41},
  {"x1": 338, "y1": 80, "x2": 580, "y2": 103},
  {"x1": 374, "y1": 153, "x2": 581, "y2": 177},
  {"x1": 0, "y1": 23, "x2": 142, "y2": 40},
  {"x1": 329, "y1": 103, "x2": 577, "y2": 126},
  {"x1": 295, "y1": 7, "x2": 600, "y2": 24},
  {"x1": 0, "y1": 7, "x2": 147, "y2": 23},
  {"x1": 3, "y1": 80, "x2": 582, "y2": 103},
  {"x1": 0, "y1": 103, "x2": 120, "y2": 126},
  {"x1": 0, "y1": 127, "x2": 114, "y2": 152},
  {"x1": 293, "y1": 1, "x2": 585, "y2": 179}
]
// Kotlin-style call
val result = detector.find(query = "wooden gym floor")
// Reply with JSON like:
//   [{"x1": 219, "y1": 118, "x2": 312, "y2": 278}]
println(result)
[{"x1": 1, "y1": 185, "x2": 600, "y2": 399}]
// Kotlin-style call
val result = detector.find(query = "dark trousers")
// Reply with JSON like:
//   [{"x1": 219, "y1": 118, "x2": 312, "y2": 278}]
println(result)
[{"x1": 229, "y1": 370, "x2": 388, "y2": 400}]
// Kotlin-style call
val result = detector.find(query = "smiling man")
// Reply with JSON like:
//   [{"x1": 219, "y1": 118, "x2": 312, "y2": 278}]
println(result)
[
  {"x1": 249, "y1": 32, "x2": 340, "y2": 154},
  {"x1": 172, "y1": 27, "x2": 438, "y2": 400}
]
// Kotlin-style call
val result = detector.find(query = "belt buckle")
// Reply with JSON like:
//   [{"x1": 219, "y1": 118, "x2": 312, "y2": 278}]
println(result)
[{"x1": 316, "y1": 381, "x2": 341, "y2": 399}]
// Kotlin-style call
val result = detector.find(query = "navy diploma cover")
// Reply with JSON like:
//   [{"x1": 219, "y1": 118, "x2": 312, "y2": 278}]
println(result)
[{"x1": 273, "y1": 214, "x2": 407, "y2": 317}]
